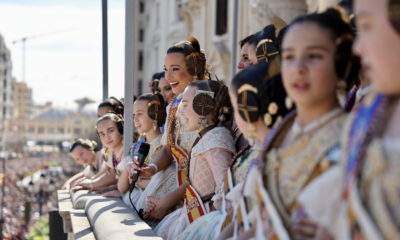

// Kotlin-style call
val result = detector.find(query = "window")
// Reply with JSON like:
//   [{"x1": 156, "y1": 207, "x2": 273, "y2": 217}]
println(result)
[
  {"x1": 38, "y1": 127, "x2": 45, "y2": 134},
  {"x1": 138, "y1": 79, "x2": 143, "y2": 95},
  {"x1": 139, "y1": 28, "x2": 144, "y2": 42},
  {"x1": 74, "y1": 128, "x2": 81, "y2": 135},
  {"x1": 138, "y1": 51, "x2": 143, "y2": 71},
  {"x1": 216, "y1": 0, "x2": 228, "y2": 35},
  {"x1": 139, "y1": 1, "x2": 145, "y2": 13}
]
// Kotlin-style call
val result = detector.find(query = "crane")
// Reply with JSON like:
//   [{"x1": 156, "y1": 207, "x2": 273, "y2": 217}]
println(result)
[{"x1": 12, "y1": 28, "x2": 76, "y2": 82}]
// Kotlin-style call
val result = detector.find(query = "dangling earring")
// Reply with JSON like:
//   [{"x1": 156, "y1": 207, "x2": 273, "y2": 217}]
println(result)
[
  {"x1": 336, "y1": 80, "x2": 347, "y2": 105},
  {"x1": 247, "y1": 124, "x2": 256, "y2": 146},
  {"x1": 153, "y1": 120, "x2": 158, "y2": 131},
  {"x1": 285, "y1": 96, "x2": 293, "y2": 109},
  {"x1": 198, "y1": 117, "x2": 209, "y2": 130}
]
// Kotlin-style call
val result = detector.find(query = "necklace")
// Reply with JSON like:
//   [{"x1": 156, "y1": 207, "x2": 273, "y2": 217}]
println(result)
[{"x1": 290, "y1": 107, "x2": 343, "y2": 140}]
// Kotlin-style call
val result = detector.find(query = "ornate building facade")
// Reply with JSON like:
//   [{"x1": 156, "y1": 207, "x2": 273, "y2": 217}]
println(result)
[{"x1": 135, "y1": 0, "x2": 341, "y2": 92}]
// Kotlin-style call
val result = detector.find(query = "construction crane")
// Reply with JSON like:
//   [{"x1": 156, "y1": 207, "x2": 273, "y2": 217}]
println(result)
[{"x1": 12, "y1": 28, "x2": 75, "y2": 82}]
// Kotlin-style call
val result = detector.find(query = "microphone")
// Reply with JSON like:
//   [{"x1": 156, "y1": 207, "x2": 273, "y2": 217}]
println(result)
[{"x1": 129, "y1": 142, "x2": 150, "y2": 193}]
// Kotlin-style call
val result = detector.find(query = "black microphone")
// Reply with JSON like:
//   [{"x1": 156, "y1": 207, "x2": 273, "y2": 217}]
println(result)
[{"x1": 129, "y1": 142, "x2": 150, "y2": 193}]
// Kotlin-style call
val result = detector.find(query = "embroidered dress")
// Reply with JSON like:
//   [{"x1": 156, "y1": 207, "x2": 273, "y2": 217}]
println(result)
[
  {"x1": 122, "y1": 135, "x2": 175, "y2": 212},
  {"x1": 155, "y1": 127, "x2": 235, "y2": 240},
  {"x1": 323, "y1": 93, "x2": 400, "y2": 240},
  {"x1": 261, "y1": 109, "x2": 346, "y2": 238},
  {"x1": 176, "y1": 144, "x2": 260, "y2": 240}
]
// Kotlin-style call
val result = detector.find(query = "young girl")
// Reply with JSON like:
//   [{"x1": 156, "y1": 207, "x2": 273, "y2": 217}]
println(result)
[
  {"x1": 152, "y1": 79, "x2": 235, "y2": 239},
  {"x1": 136, "y1": 37, "x2": 208, "y2": 221},
  {"x1": 118, "y1": 93, "x2": 177, "y2": 213},
  {"x1": 258, "y1": 8, "x2": 360, "y2": 239},
  {"x1": 62, "y1": 138, "x2": 103, "y2": 190},
  {"x1": 77, "y1": 113, "x2": 124, "y2": 197},
  {"x1": 338, "y1": 0, "x2": 400, "y2": 238}
]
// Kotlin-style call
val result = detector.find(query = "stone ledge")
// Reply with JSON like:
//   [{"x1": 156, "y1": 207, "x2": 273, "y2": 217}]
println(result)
[
  {"x1": 71, "y1": 190, "x2": 101, "y2": 209},
  {"x1": 57, "y1": 190, "x2": 73, "y2": 234},
  {"x1": 70, "y1": 209, "x2": 96, "y2": 240},
  {"x1": 85, "y1": 196, "x2": 161, "y2": 240}
]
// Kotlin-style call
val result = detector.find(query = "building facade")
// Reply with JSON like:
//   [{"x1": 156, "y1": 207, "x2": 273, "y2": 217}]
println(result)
[
  {"x1": 0, "y1": 34, "x2": 13, "y2": 151},
  {"x1": 136, "y1": 0, "x2": 341, "y2": 93}
]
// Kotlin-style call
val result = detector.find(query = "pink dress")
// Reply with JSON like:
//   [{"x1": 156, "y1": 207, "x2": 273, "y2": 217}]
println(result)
[{"x1": 155, "y1": 127, "x2": 235, "y2": 239}]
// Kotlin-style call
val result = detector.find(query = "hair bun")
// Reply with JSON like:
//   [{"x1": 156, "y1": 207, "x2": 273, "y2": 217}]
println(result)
[
  {"x1": 187, "y1": 36, "x2": 201, "y2": 52},
  {"x1": 323, "y1": 7, "x2": 348, "y2": 22}
]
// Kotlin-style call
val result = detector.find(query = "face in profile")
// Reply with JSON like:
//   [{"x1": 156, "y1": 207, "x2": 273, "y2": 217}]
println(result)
[
  {"x1": 354, "y1": 0, "x2": 400, "y2": 94},
  {"x1": 159, "y1": 77, "x2": 175, "y2": 103},
  {"x1": 133, "y1": 100, "x2": 153, "y2": 134},
  {"x1": 70, "y1": 145, "x2": 94, "y2": 166},
  {"x1": 96, "y1": 119, "x2": 123, "y2": 150},
  {"x1": 180, "y1": 86, "x2": 201, "y2": 131},
  {"x1": 164, "y1": 52, "x2": 195, "y2": 95},
  {"x1": 237, "y1": 43, "x2": 257, "y2": 70},
  {"x1": 281, "y1": 22, "x2": 338, "y2": 109}
]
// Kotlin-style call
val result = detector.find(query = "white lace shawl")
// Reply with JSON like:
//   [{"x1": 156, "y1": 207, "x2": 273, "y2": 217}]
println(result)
[{"x1": 191, "y1": 127, "x2": 236, "y2": 157}]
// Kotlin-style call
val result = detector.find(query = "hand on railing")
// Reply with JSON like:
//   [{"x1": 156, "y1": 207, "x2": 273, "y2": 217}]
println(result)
[{"x1": 143, "y1": 196, "x2": 169, "y2": 221}]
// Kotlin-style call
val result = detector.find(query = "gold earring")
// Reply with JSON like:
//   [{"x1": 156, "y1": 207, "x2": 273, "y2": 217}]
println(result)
[
  {"x1": 263, "y1": 113, "x2": 272, "y2": 127},
  {"x1": 285, "y1": 97, "x2": 293, "y2": 109},
  {"x1": 268, "y1": 102, "x2": 278, "y2": 115}
]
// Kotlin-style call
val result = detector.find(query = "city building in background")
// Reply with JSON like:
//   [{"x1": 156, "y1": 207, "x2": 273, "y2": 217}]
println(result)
[
  {"x1": 0, "y1": 34, "x2": 13, "y2": 152},
  {"x1": 138, "y1": 0, "x2": 342, "y2": 93}
]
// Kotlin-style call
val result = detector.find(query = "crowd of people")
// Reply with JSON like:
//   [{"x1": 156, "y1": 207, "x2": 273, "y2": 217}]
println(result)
[
  {"x1": 1, "y1": 153, "x2": 77, "y2": 239},
  {"x1": 63, "y1": 0, "x2": 400, "y2": 239}
]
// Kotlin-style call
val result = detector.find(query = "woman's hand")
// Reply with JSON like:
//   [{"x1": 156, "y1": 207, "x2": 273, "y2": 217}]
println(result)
[
  {"x1": 143, "y1": 196, "x2": 169, "y2": 221},
  {"x1": 135, "y1": 177, "x2": 150, "y2": 189},
  {"x1": 133, "y1": 158, "x2": 157, "y2": 178}
]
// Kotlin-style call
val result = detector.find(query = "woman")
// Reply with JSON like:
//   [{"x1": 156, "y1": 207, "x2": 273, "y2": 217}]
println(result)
[
  {"x1": 150, "y1": 72, "x2": 175, "y2": 104},
  {"x1": 118, "y1": 93, "x2": 176, "y2": 215},
  {"x1": 258, "y1": 8, "x2": 360, "y2": 239},
  {"x1": 154, "y1": 79, "x2": 235, "y2": 239},
  {"x1": 177, "y1": 61, "x2": 292, "y2": 240},
  {"x1": 136, "y1": 36, "x2": 208, "y2": 221},
  {"x1": 302, "y1": 1, "x2": 400, "y2": 239},
  {"x1": 62, "y1": 138, "x2": 103, "y2": 190},
  {"x1": 77, "y1": 113, "x2": 125, "y2": 197}
]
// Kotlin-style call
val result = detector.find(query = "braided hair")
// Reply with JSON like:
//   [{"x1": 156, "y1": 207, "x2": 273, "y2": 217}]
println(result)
[{"x1": 188, "y1": 80, "x2": 233, "y2": 129}]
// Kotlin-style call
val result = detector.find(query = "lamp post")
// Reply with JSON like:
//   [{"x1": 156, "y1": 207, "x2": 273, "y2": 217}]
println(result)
[{"x1": 24, "y1": 170, "x2": 56, "y2": 220}]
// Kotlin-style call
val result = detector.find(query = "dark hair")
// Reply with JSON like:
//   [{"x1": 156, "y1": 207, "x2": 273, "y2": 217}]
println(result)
[
  {"x1": 231, "y1": 61, "x2": 293, "y2": 128},
  {"x1": 286, "y1": 7, "x2": 361, "y2": 91},
  {"x1": 389, "y1": 0, "x2": 400, "y2": 34},
  {"x1": 135, "y1": 93, "x2": 167, "y2": 128},
  {"x1": 253, "y1": 24, "x2": 280, "y2": 63},
  {"x1": 70, "y1": 138, "x2": 98, "y2": 152},
  {"x1": 96, "y1": 113, "x2": 124, "y2": 135},
  {"x1": 149, "y1": 71, "x2": 165, "y2": 94},
  {"x1": 98, "y1": 97, "x2": 124, "y2": 116},
  {"x1": 167, "y1": 36, "x2": 208, "y2": 80},
  {"x1": 189, "y1": 80, "x2": 233, "y2": 128},
  {"x1": 239, "y1": 33, "x2": 256, "y2": 48}
]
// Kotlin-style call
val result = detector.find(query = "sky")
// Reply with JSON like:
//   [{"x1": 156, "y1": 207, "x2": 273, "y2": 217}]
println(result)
[{"x1": 0, "y1": 0, "x2": 125, "y2": 108}]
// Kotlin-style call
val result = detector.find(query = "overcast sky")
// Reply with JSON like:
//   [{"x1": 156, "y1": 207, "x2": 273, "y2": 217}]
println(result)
[{"x1": 0, "y1": 0, "x2": 125, "y2": 108}]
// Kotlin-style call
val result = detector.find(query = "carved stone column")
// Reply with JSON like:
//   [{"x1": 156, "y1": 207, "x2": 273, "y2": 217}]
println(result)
[{"x1": 250, "y1": 0, "x2": 308, "y2": 30}]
